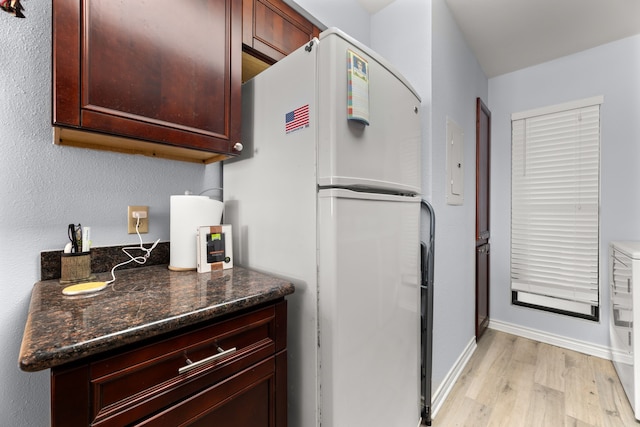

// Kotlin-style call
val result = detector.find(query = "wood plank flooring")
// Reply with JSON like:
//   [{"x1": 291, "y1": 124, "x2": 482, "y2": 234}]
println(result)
[{"x1": 431, "y1": 329, "x2": 638, "y2": 426}]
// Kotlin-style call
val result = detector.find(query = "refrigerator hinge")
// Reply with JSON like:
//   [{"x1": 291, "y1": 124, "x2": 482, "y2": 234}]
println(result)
[{"x1": 305, "y1": 40, "x2": 315, "y2": 52}]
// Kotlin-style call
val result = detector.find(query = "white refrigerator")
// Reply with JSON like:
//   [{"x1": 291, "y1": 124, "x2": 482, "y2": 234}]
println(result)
[{"x1": 223, "y1": 28, "x2": 422, "y2": 427}]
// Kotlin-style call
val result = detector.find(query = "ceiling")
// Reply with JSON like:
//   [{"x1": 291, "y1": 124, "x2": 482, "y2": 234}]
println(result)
[{"x1": 358, "y1": 0, "x2": 640, "y2": 77}]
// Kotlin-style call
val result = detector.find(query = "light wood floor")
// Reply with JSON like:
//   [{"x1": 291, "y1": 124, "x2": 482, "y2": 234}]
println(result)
[{"x1": 431, "y1": 329, "x2": 639, "y2": 427}]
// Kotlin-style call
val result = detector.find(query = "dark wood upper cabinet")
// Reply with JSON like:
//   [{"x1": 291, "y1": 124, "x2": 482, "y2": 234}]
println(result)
[
  {"x1": 52, "y1": 0, "x2": 243, "y2": 163},
  {"x1": 242, "y1": 0, "x2": 320, "y2": 64}
]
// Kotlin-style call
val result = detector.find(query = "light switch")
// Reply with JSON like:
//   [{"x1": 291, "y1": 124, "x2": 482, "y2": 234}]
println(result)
[{"x1": 446, "y1": 117, "x2": 464, "y2": 205}]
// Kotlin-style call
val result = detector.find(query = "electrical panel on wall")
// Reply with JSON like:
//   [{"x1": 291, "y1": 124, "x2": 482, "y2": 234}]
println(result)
[{"x1": 446, "y1": 117, "x2": 464, "y2": 205}]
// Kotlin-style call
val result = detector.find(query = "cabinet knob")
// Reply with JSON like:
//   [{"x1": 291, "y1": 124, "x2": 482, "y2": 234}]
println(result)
[{"x1": 233, "y1": 142, "x2": 243, "y2": 152}]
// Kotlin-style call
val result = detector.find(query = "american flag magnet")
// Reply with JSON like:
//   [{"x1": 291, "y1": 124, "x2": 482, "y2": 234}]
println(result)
[{"x1": 285, "y1": 104, "x2": 310, "y2": 134}]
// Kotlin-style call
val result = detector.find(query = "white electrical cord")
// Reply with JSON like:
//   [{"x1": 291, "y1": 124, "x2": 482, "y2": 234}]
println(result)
[
  {"x1": 198, "y1": 187, "x2": 223, "y2": 196},
  {"x1": 105, "y1": 216, "x2": 161, "y2": 286}
]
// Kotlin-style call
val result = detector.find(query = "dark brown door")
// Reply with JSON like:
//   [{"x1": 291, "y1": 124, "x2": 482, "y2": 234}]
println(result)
[{"x1": 475, "y1": 98, "x2": 491, "y2": 340}]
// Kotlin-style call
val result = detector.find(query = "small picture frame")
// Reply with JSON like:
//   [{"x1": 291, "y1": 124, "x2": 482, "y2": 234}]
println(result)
[{"x1": 197, "y1": 225, "x2": 233, "y2": 273}]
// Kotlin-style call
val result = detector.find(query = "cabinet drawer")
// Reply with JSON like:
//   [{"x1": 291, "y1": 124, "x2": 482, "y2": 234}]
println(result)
[
  {"x1": 137, "y1": 356, "x2": 276, "y2": 426},
  {"x1": 90, "y1": 305, "x2": 280, "y2": 426}
]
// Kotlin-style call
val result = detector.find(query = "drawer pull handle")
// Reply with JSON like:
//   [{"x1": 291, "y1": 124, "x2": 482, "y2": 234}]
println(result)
[{"x1": 179, "y1": 346, "x2": 237, "y2": 374}]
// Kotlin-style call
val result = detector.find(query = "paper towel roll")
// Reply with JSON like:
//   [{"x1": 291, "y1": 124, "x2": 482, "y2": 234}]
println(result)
[{"x1": 169, "y1": 195, "x2": 224, "y2": 270}]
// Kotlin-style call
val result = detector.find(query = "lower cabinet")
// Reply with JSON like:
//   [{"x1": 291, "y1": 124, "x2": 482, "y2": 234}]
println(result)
[
  {"x1": 51, "y1": 300, "x2": 287, "y2": 427},
  {"x1": 138, "y1": 355, "x2": 283, "y2": 426}
]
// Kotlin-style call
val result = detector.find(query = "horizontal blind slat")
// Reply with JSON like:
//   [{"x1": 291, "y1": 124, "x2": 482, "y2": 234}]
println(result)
[{"x1": 511, "y1": 102, "x2": 600, "y2": 314}]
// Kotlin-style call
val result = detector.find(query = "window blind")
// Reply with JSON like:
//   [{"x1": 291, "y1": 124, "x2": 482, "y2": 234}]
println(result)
[{"x1": 511, "y1": 99, "x2": 601, "y2": 319}]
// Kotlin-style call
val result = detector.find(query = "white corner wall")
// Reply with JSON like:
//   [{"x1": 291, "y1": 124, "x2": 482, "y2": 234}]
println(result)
[
  {"x1": 489, "y1": 35, "x2": 640, "y2": 347},
  {"x1": 0, "y1": 2, "x2": 220, "y2": 425},
  {"x1": 287, "y1": 0, "x2": 371, "y2": 45},
  {"x1": 428, "y1": 0, "x2": 488, "y2": 395},
  {"x1": 370, "y1": 0, "x2": 431, "y2": 200}
]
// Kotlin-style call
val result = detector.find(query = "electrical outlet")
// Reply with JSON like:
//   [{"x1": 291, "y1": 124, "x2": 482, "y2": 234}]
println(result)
[{"x1": 128, "y1": 206, "x2": 149, "y2": 234}]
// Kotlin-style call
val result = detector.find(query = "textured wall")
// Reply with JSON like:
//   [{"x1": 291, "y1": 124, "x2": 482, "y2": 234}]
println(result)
[{"x1": 0, "y1": 2, "x2": 219, "y2": 425}]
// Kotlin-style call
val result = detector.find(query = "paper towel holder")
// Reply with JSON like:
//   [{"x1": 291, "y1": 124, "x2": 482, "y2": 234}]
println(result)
[{"x1": 169, "y1": 194, "x2": 224, "y2": 271}]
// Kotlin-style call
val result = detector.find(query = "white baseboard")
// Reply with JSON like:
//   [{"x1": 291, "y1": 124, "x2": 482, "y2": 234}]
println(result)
[
  {"x1": 488, "y1": 319, "x2": 613, "y2": 360},
  {"x1": 430, "y1": 336, "x2": 477, "y2": 419}
]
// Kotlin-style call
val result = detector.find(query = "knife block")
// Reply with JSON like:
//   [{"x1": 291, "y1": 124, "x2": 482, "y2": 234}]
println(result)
[{"x1": 60, "y1": 252, "x2": 92, "y2": 284}]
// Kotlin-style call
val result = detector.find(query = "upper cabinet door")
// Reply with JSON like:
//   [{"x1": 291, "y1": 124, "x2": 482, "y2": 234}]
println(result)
[
  {"x1": 242, "y1": 0, "x2": 320, "y2": 62},
  {"x1": 53, "y1": 0, "x2": 242, "y2": 159}
]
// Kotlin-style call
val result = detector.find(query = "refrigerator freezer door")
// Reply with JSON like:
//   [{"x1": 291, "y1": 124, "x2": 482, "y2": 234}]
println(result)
[
  {"x1": 317, "y1": 29, "x2": 422, "y2": 195},
  {"x1": 317, "y1": 188, "x2": 421, "y2": 427}
]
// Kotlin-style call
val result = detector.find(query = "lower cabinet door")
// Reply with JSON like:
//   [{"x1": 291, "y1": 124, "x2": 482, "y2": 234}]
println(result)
[
  {"x1": 476, "y1": 243, "x2": 490, "y2": 339},
  {"x1": 137, "y1": 356, "x2": 276, "y2": 427}
]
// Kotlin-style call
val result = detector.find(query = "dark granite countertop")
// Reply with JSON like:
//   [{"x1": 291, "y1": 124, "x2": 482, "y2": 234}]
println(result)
[{"x1": 19, "y1": 265, "x2": 294, "y2": 372}]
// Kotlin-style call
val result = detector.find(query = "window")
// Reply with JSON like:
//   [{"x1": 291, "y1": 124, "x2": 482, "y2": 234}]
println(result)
[{"x1": 511, "y1": 96, "x2": 602, "y2": 320}]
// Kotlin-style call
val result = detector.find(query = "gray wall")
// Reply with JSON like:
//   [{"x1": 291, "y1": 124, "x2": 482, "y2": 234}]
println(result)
[
  {"x1": 0, "y1": 2, "x2": 220, "y2": 424},
  {"x1": 285, "y1": 0, "x2": 371, "y2": 45},
  {"x1": 370, "y1": 0, "x2": 432, "y2": 198},
  {"x1": 428, "y1": 0, "x2": 488, "y2": 392},
  {"x1": 489, "y1": 34, "x2": 640, "y2": 345}
]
